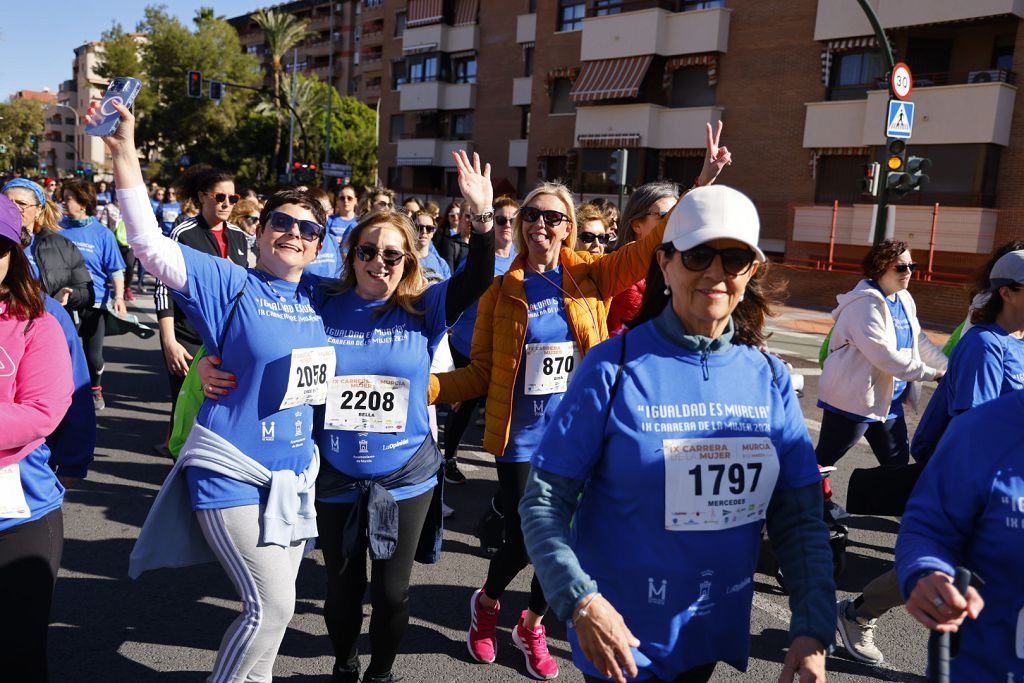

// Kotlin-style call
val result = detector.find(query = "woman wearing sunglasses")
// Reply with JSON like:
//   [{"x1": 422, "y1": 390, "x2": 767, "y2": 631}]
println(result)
[
  {"x1": 412, "y1": 209, "x2": 451, "y2": 281},
  {"x1": 92, "y1": 99, "x2": 332, "y2": 683},
  {"x1": 431, "y1": 125, "x2": 731, "y2": 681},
  {"x1": 575, "y1": 204, "x2": 612, "y2": 257},
  {"x1": 816, "y1": 239, "x2": 947, "y2": 475},
  {"x1": 520, "y1": 185, "x2": 835, "y2": 683}
]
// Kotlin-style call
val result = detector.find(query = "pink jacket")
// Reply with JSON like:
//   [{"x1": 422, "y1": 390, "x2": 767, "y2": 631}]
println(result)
[{"x1": 0, "y1": 305, "x2": 73, "y2": 467}]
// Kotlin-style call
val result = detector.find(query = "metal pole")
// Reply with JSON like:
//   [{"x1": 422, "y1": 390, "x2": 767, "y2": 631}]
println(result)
[
  {"x1": 323, "y1": 0, "x2": 336, "y2": 190},
  {"x1": 926, "y1": 202, "x2": 939, "y2": 281},
  {"x1": 827, "y1": 199, "x2": 838, "y2": 271},
  {"x1": 287, "y1": 47, "x2": 298, "y2": 182},
  {"x1": 617, "y1": 148, "x2": 629, "y2": 214}
]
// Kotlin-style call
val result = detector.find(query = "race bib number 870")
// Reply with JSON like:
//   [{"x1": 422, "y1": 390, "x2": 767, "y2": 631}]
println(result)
[
  {"x1": 524, "y1": 341, "x2": 579, "y2": 395},
  {"x1": 663, "y1": 437, "x2": 780, "y2": 532}
]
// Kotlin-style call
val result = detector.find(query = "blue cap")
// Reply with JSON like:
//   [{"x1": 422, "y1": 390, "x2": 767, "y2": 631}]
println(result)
[{"x1": 1, "y1": 178, "x2": 47, "y2": 209}]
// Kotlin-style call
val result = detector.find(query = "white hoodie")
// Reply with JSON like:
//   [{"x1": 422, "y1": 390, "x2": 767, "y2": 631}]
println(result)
[{"x1": 818, "y1": 279, "x2": 947, "y2": 421}]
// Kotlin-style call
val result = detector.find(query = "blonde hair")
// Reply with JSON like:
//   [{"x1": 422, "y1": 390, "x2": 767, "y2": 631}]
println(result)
[
  {"x1": 325, "y1": 210, "x2": 426, "y2": 318},
  {"x1": 512, "y1": 182, "x2": 578, "y2": 257},
  {"x1": 37, "y1": 197, "x2": 64, "y2": 234},
  {"x1": 424, "y1": 200, "x2": 440, "y2": 219},
  {"x1": 229, "y1": 198, "x2": 261, "y2": 232},
  {"x1": 576, "y1": 203, "x2": 609, "y2": 231}
]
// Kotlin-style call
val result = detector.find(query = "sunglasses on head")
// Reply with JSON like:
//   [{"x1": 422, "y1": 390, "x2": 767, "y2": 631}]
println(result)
[
  {"x1": 677, "y1": 244, "x2": 757, "y2": 276},
  {"x1": 518, "y1": 206, "x2": 568, "y2": 226},
  {"x1": 494, "y1": 215, "x2": 512, "y2": 227},
  {"x1": 355, "y1": 244, "x2": 406, "y2": 266},
  {"x1": 266, "y1": 211, "x2": 324, "y2": 242},
  {"x1": 578, "y1": 232, "x2": 610, "y2": 245},
  {"x1": 204, "y1": 192, "x2": 241, "y2": 205},
  {"x1": 416, "y1": 222, "x2": 437, "y2": 233},
  {"x1": 894, "y1": 263, "x2": 918, "y2": 274}
]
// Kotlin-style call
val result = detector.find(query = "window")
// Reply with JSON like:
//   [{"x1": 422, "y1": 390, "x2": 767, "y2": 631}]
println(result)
[
  {"x1": 389, "y1": 114, "x2": 404, "y2": 142},
  {"x1": 387, "y1": 166, "x2": 402, "y2": 191},
  {"x1": 993, "y1": 35, "x2": 1015, "y2": 72},
  {"x1": 394, "y1": 11, "x2": 406, "y2": 36},
  {"x1": 65, "y1": 117, "x2": 75, "y2": 125},
  {"x1": 593, "y1": 0, "x2": 623, "y2": 16},
  {"x1": 814, "y1": 154, "x2": 871, "y2": 204},
  {"x1": 245, "y1": 44, "x2": 261, "y2": 54},
  {"x1": 829, "y1": 51, "x2": 884, "y2": 101},
  {"x1": 414, "y1": 112, "x2": 442, "y2": 137},
  {"x1": 453, "y1": 56, "x2": 477, "y2": 84},
  {"x1": 521, "y1": 106, "x2": 531, "y2": 137},
  {"x1": 65, "y1": 152, "x2": 74, "y2": 160},
  {"x1": 669, "y1": 66, "x2": 716, "y2": 108},
  {"x1": 557, "y1": 1, "x2": 585, "y2": 32},
  {"x1": 523, "y1": 46, "x2": 534, "y2": 77},
  {"x1": 392, "y1": 60, "x2": 407, "y2": 89},
  {"x1": 550, "y1": 78, "x2": 576, "y2": 114},
  {"x1": 407, "y1": 54, "x2": 439, "y2": 83},
  {"x1": 451, "y1": 112, "x2": 473, "y2": 140},
  {"x1": 65, "y1": 133, "x2": 74, "y2": 142},
  {"x1": 543, "y1": 156, "x2": 569, "y2": 184},
  {"x1": 528, "y1": 0, "x2": 537, "y2": 12}
]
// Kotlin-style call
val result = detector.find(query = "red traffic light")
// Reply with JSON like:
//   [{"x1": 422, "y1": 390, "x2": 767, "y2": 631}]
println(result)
[
  {"x1": 190, "y1": 73, "x2": 199, "y2": 82},
  {"x1": 309, "y1": 164, "x2": 317, "y2": 170},
  {"x1": 293, "y1": 162, "x2": 302, "y2": 169}
]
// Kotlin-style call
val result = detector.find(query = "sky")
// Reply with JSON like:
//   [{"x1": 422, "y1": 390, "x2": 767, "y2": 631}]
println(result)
[{"x1": 0, "y1": 0, "x2": 261, "y2": 98}]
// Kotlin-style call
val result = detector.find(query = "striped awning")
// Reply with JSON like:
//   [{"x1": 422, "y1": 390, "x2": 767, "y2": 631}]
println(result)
[
  {"x1": 663, "y1": 54, "x2": 718, "y2": 89},
  {"x1": 820, "y1": 36, "x2": 881, "y2": 85},
  {"x1": 453, "y1": 0, "x2": 479, "y2": 25},
  {"x1": 449, "y1": 49, "x2": 476, "y2": 60},
  {"x1": 545, "y1": 66, "x2": 580, "y2": 87},
  {"x1": 814, "y1": 147, "x2": 870, "y2": 156},
  {"x1": 570, "y1": 56, "x2": 653, "y2": 103},
  {"x1": 407, "y1": 0, "x2": 443, "y2": 28},
  {"x1": 396, "y1": 157, "x2": 434, "y2": 167},
  {"x1": 576, "y1": 133, "x2": 641, "y2": 149},
  {"x1": 660, "y1": 148, "x2": 705, "y2": 158},
  {"x1": 403, "y1": 42, "x2": 438, "y2": 54}
]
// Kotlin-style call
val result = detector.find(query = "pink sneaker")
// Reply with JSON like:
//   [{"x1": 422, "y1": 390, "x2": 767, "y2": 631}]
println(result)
[
  {"x1": 467, "y1": 588, "x2": 499, "y2": 663},
  {"x1": 512, "y1": 610, "x2": 559, "y2": 680}
]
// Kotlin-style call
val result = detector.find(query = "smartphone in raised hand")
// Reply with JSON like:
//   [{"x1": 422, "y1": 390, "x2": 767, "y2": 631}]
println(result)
[{"x1": 85, "y1": 77, "x2": 142, "y2": 137}]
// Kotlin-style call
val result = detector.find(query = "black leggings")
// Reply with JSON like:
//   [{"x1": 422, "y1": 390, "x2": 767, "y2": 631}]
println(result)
[
  {"x1": 483, "y1": 460, "x2": 547, "y2": 617},
  {"x1": 77, "y1": 307, "x2": 106, "y2": 387},
  {"x1": 317, "y1": 489, "x2": 433, "y2": 677},
  {"x1": 815, "y1": 409, "x2": 910, "y2": 468},
  {"x1": 120, "y1": 245, "x2": 137, "y2": 290},
  {"x1": 584, "y1": 662, "x2": 716, "y2": 683},
  {"x1": 443, "y1": 348, "x2": 481, "y2": 461},
  {"x1": 0, "y1": 508, "x2": 64, "y2": 682}
]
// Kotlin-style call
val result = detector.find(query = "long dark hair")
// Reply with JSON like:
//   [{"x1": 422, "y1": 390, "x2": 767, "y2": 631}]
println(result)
[
  {"x1": 0, "y1": 238, "x2": 44, "y2": 320},
  {"x1": 627, "y1": 244, "x2": 782, "y2": 347},
  {"x1": 176, "y1": 164, "x2": 234, "y2": 205}
]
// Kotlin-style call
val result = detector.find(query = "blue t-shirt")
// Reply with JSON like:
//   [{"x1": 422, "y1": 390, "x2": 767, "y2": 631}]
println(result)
[
  {"x1": 419, "y1": 243, "x2": 451, "y2": 282},
  {"x1": 314, "y1": 280, "x2": 450, "y2": 503},
  {"x1": 157, "y1": 201, "x2": 182, "y2": 235},
  {"x1": 326, "y1": 215, "x2": 358, "y2": 251},
  {"x1": 896, "y1": 390, "x2": 1024, "y2": 682},
  {"x1": 304, "y1": 232, "x2": 343, "y2": 279},
  {"x1": 96, "y1": 191, "x2": 112, "y2": 206},
  {"x1": 532, "y1": 324, "x2": 821, "y2": 679},
  {"x1": 150, "y1": 197, "x2": 160, "y2": 213},
  {"x1": 450, "y1": 250, "x2": 517, "y2": 357},
  {"x1": 172, "y1": 246, "x2": 330, "y2": 509},
  {"x1": 506, "y1": 267, "x2": 575, "y2": 462},
  {"x1": 58, "y1": 218, "x2": 126, "y2": 304},
  {"x1": 948, "y1": 323, "x2": 1024, "y2": 413}
]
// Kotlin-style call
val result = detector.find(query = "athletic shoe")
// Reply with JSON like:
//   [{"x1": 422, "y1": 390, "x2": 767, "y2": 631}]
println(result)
[
  {"x1": 512, "y1": 611, "x2": 559, "y2": 680},
  {"x1": 444, "y1": 458, "x2": 467, "y2": 485},
  {"x1": 442, "y1": 501, "x2": 455, "y2": 518},
  {"x1": 467, "y1": 588, "x2": 499, "y2": 663},
  {"x1": 330, "y1": 661, "x2": 359, "y2": 683},
  {"x1": 836, "y1": 598, "x2": 884, "y2": 665},
  {"x1": 361, "y1": 673, "x2": 400, "y2": 683},
  {"x1": 92, "y1": 387, "x2": 105, "y2": 412},
  {"x1": 124, "y1": 289, "x2": 135, "y2": 302}
]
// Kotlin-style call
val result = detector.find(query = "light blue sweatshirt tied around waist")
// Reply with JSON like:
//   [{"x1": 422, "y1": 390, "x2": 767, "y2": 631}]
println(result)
[{"x1": 129, "y1": 423, "x2": 319, "y2": 579}]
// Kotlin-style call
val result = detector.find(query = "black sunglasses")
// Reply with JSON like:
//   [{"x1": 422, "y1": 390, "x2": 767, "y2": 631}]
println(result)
[
  {"x1": 578, "y1": 232, "x2": 610, "y2": 245},
  {"x1": 894, "y1": 263, "x2": 918, "y2": 274},
  {"x1": 355, "y1": 244, "x2": 406, "y2": 266},
  {"x1": 243, "y1": 215, "x2": 260, "y2": 226},
  {"x1": 518, "y1": 206, "x2": 569, "y2": 227},
  {"x1": 494, "y1": 215, "x2": 512, "y2": 227},
  {"x1": 678, "y1": 245, "x2": 757, "y2": 276},
  {"x1": 266, "y1": 211, "x2": 324, "y2": 242},
  {"x1": 205, "y1": 192, "x2": 241, "y2": 205},
  {"x1": 416, "y1": 223, "x2": 437, "y2": 233}
]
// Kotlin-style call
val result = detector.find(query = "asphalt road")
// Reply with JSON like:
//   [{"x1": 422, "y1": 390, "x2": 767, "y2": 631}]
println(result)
[{"x1": 47, "y1": 299, "x2": 937, "y2": 682}]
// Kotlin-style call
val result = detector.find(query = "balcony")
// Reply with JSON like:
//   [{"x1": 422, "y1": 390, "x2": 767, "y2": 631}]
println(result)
[
  {"x1": 396, "y1": 138, "x2": 474, "y2": 167},
  {"x1": 512, "y1": 77, "x2": 533, "y2": 106},
  {"x1": 580, "y1": 6, "x2": 730, "y2": 61},
  {"x1": 516, "y1": 13, "x2": 536, "y2": 44},
  {"x1": 803, "y1": 79, "x2": 1017, "y2": 148},
  {"x1": 400, "y1": 81, "x2": 476, "y2": 111},
  {"x1": 361, "y1": 55, "x2": 384, "y2": 73},
  {"x1": 403, "y1": 23, "x2": 478, "y2": 54},
  {"x1": 362, "y1": 29, "x2": 384, "y2": 44},
  {"x1": 509, "y1": 139, "x2": 529, "y2": 167},
  {"x1": 814, "y1": 0, "x2": 1024, "y2": 41},
  {"x1": 574, "y1": 103, "x2": 723, "y2": 149}
]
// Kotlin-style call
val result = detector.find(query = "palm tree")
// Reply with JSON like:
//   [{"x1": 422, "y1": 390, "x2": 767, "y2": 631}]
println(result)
[{"x1": 252, "y1": 8, "x2": 310, "y2": 179}]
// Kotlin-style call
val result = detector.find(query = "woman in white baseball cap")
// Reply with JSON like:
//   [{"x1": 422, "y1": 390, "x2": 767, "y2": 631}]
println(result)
[{"x1": 521, "y1": 185, "x2": 834, "y2": 683}]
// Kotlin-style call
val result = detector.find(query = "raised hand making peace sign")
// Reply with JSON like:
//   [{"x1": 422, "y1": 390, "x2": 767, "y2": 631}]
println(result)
[{"x1": 696, "y1": 120, "x2": 733, "y2": 187}]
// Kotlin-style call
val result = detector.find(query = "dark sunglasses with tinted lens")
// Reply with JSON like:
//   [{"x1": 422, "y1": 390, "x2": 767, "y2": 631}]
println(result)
[
  {"x1": 355, "y1": 244, "x2": 406, "y2": 266},
  {"x1": 243, "y1": 215, "x2": 260, "y2": 226},
  {"x1": 894, "y1": 263, "x2": 918, "y2": 274},
  {"x1": 518, "y1": 206, "x2": 568, "y2": 226},
  {"x1": 679, "y1": 245, "x2": 757, "y2": 276},
  {"x1": 416, "y1": 222, "x2": 437, "y2": 233},
  {"x1": 578, "y1": 232, "x2": 611, "y2": 245},
  {"x1": 207, "y1": 192, "x2": 241, "y2": 205},
  {"x1": 266, "y1": 211, "x2": 324, "y2": 242},
  {"x1": 494, "y1": 215, "x2": 512, "y2": 227}
]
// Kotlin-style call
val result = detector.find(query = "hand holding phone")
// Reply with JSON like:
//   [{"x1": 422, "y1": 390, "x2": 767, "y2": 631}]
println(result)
[{"x1": 85, "y1": 77, "x2": 142, "y2": 137}]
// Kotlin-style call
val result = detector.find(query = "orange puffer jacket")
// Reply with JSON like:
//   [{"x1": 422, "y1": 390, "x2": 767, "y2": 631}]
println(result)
[{"x1": 428, "y1": 214, "x2": 668, "y2": 457}]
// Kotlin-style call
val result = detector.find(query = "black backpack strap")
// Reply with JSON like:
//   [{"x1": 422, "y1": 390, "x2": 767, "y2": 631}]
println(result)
[
  {"x1": 216, "y1": 284, "x2": 246, "y2": 356},
  {"x1": 760, "y1": 349, "x2": 781, "y2": 388}
]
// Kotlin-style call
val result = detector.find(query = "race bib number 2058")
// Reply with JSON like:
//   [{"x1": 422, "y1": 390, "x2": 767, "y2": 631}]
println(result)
[{"x1": 279, "y1": 346, "x2": 336, "y2": 410}]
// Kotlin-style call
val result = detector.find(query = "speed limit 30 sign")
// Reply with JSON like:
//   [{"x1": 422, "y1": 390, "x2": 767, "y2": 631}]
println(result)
[{"x1": 891, "y1": 63, "x2": 913, "y2": 100}]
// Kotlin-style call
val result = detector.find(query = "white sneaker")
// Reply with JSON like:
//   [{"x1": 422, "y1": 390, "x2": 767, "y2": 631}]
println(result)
[{"x1": 836, "y1": 598, "x2": 884, "y2": 665}]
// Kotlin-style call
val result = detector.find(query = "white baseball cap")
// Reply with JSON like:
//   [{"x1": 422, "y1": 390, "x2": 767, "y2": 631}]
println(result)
[
  {"x1": 989, "y1": 250, "x2": 1024, "y2": 290},
  {"x1": 663, "y1": 185, "x2": 766, "y2": 262}
]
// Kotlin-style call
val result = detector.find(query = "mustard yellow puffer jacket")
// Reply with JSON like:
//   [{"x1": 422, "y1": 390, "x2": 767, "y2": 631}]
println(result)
[{"x1": 428, "y1": 214, "x2": 668, "y2": 457}]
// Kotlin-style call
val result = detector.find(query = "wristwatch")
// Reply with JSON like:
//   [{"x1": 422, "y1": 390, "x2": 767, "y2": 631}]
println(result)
[{"x1": 469, "y1": 211, "x2": 494, "y2": 223}]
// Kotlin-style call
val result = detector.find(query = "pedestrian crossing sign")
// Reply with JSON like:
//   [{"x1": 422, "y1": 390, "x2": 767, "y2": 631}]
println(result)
[{"x1": 886, "y1": 100, "x2": 914, "y2": 139}]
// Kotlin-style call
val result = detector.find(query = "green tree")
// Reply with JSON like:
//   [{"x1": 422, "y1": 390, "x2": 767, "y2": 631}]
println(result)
[
  {"x1": 94, "y1": 23, "x2": 157, "y2": 130},
  {"x1": 251, "y1": 9, "x2": 310, "y2": 180},
  {"x1": 0, "y1": 98, "x2": 45, "y2": 173},
  {"x1": 324, "y1": 92, "x2": 378, "y2": 187}
]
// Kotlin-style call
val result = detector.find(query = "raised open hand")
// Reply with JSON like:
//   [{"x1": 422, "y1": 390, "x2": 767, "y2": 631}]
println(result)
[
  {"x1": 697, "y1": 120, "x2": 732, "y2": 187},
  {"x1": 452, "y1": 149, "x2": 493, "y2": 217}
]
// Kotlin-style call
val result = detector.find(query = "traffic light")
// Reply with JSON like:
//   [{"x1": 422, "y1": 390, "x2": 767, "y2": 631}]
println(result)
[
  {"x1": 885, "y1": 138, "x2": 911, "y2": 193},
  {"x1": 40, "y1": 167, "x2": 48, "y2": 177},
  {"x1": 209, "y1": 80, "x2": 224, "y2": 103},
  {"x1": 608, "y1": 148, "x2": 626, "y2": 186},
  {"x1": 861, "y1": 162, "x2": 880, "y2": 197},
  {"x1": 905, "y1": 156, "x2": 931, "y2": 192},
  {"x1": 187, "y1": 71, "x2": 203, "y2": 98}
]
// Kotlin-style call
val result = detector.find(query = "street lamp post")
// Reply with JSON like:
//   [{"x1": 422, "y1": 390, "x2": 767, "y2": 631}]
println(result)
[{"x1": 45, "y1": 103, "x2": 80, "y2": 174}]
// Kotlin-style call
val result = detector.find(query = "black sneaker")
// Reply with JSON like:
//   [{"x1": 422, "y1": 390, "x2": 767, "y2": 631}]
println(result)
[
  {"x1": 362, "y1": 673, "x2": 400, "y2": 683},
  {"x1": 331, "y1": 662, "x2": 360, "y2": 683},
  {"x1": 444, "y1": 458, "x2": 467, "y2": 485}
]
